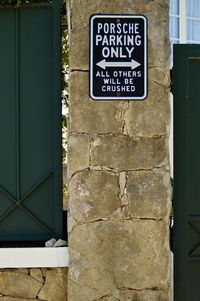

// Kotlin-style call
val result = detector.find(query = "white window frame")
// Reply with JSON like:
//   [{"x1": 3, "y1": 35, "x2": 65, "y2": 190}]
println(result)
[
  {"x1": 179, "y1": 0, "x2": 187, "y2": 42},
  {"x1": 170, "y1": 0, "x2": 186, "y2": 43},
  {"x1": 170, "y1": 0, "x2": 200, "y2": 44}
]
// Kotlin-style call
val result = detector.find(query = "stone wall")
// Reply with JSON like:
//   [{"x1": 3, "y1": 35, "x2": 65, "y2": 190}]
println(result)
[
  {"x1": 0, "y1": 268, "x2": 68, "y2": 301},
  {"x1": 67, "y1": 0, "x2": 171, "y2": 300}
]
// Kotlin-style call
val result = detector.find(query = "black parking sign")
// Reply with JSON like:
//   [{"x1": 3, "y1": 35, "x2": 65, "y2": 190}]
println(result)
[{"x1": 90, "y1": 15, "x2": 147, "y2": 100}]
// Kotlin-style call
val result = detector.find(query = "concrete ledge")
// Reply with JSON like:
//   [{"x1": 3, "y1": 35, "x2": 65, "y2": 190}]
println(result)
[{"x1": 0, "y1": 247, "x2": 69, "y2": 268}]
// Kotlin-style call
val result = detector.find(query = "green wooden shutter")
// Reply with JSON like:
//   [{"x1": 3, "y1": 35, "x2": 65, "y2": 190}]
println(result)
[
  {"x1": 0, "y1": 1, "x2": 62, "y2": 242},
  {"x1": 174, "y1": 44, "x2": 200, "y2": 301}
]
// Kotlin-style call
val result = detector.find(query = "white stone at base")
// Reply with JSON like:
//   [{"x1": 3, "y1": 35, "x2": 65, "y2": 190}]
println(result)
[{"x1": 0, "y1": 247, "x2": 68, "y2": 268}]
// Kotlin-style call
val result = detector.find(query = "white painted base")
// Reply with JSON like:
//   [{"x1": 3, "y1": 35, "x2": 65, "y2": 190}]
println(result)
[{"x1": 0, "y1": 247, "x2": 69, "y2": 268}]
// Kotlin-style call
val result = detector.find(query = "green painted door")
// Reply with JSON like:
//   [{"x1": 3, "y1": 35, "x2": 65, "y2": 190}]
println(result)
[
  {"x1": 174, "y1": 45, "x2": 200, "y2": 300},
  {"x1": 0, "y1": 1, "x2": 62, "y2": 242}
]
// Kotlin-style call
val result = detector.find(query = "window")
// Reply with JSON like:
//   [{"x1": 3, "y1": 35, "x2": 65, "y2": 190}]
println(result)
[
  {"x1": 170, "y1": 0, "x2": 200, "y2": 55},
  {"x1": 169, "y1": 0, "x2": 200, "y2": 177}
]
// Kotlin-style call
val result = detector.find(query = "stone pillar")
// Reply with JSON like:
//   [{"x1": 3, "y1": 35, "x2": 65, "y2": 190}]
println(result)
[{"x1": 67, "y1": 1, "x2": 171, "y2": 300}]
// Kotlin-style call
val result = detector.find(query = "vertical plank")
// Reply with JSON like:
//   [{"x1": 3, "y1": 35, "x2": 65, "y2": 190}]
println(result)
[
  {"x1": 174, "y1": 45, "x2": 200, "y2": 301},
  {"x1": 0, "y1": 1, "x2": 62, "y2": 241}
]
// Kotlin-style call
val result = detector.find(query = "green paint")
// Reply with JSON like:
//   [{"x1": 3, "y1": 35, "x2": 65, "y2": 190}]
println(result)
[
  {"x1": 0, "y1": 0, "x2": 51, "y2": 6},
  {"x1": 0, "y1": 1, "x2": 62, "y2": 242},
  {"x1": 174, "y1": 45, "x2": 200, "y2": 301}
]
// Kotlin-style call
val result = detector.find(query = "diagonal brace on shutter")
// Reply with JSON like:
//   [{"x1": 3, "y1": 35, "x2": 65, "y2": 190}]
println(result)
[{"x1": 0, "y1": 171, "x2": 55, "y2": 236}]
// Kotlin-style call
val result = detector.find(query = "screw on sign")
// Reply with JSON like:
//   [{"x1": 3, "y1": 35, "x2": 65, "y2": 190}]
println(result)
[{"x1": 90, "y1": 14, "x2": 148, "y2": 100}]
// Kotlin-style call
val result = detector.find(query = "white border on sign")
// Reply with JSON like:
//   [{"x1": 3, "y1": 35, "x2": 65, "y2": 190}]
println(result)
[{"x1": 90, "y1": 14, "x2": 148, "y2": 100}]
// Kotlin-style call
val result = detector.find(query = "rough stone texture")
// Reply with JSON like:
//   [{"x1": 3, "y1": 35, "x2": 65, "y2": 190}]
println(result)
[
  {"x1": 84, "y1": 296, "x2": 121, "y2": 301},
  {"x1": 147, "y1": 4, "x2": 170, "y2": 70},
  {"x1": 63, "y1": 163, "x2": 67, "y2": 183},
  {"x1": 126, "y1": 170, "x2": 171, "y2": 219},
  {"x1": 30, "y1": 269, "x2": 44, "y2": 283},
  {"x1": 70, "y1": 171, "x2": 120, "y2": 222},
  {"x1": 67, "y1": 134, "x2": 90, "y2": 178},
  {"x1": 95, "y1": 297, "x2": 119, "y2": 301},
  {"x1": 91, "y1": 135, "x2": 168, "y2": 170},
  {"x1": 63, "y1": 163, "x2": 68, "y2": 210},
  {"x1": 68, "y1": 0, "x2": 171, "y2": 300},
  {"x1": 69, "y1": 220, "x2": 170, "y2": 301},
  {"x1": 68, "y1": 0, "x2": 169, "y2": 70},
  {"x1": 115, "y1": 221, "x2": 169, "y2": 290},
  {"x1": 69, "y1": 222, "x2": 116, "y2": 301},
  {"x1": 41, "y1": 268, "x2": 47, "y2": 278},
  {"x1": 0, "y1": 269, "x2": 28, "y2": 275},
  {"x1": 38, "y1": 268, "x2": 68, "y2": 301},
  {"x1": 120, "y1": 289, "x2": 170, "y2": 301},
  {"x1": 119, "y1": 172, "x2": 126, "y2": 197},
  {"x1": 0, "y1": 268, "x2": 68, "y2": 301},
  {"x1": 69, "y1": 72, "x2": 127, "y2": 134},
  {"x1": 0, "y1": 271, "x2": 42, "y2": 299},
  {"x1": 0, "y1": 297, "x2": 39, "y2": 301},
  {"x1": 63, "y1": 193, "x2": 68, "y2": 211},
  {"x1": 14, "y1": 269, "x2": 29, "y2": 275},
  {"x1": 124, "y1": 80, "x2": 170, "y2": 137}
]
